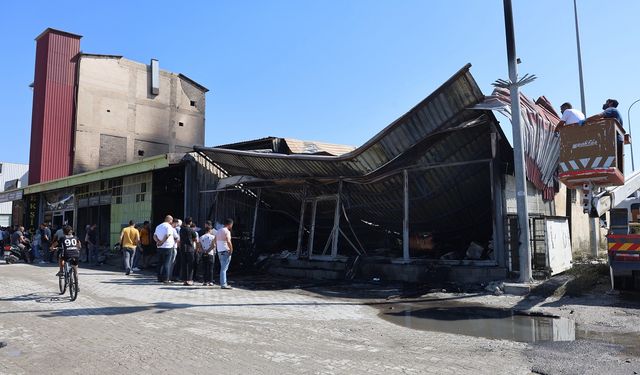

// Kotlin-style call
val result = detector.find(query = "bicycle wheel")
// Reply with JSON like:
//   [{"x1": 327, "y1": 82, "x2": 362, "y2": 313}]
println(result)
[
  {"x1": 69, "y1": 267, "x2": 78, "y2": 301},
  {"x1": 58, "y1": 271, "x2": 67, "y2": 294}
]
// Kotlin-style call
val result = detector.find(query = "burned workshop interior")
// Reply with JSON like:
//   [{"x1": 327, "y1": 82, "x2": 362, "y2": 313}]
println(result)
[{"x1": 196, "y1": 64, "x2": 517, "y2": 273}]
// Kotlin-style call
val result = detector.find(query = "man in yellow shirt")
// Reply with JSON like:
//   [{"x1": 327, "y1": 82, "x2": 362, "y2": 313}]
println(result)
[{"x1": 120, "y1": 220, "x2": 140, "y2": 275}]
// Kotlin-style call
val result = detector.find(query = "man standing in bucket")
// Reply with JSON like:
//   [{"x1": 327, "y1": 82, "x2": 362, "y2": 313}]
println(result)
[
  {"x1": 586, "y1": 98, "x2": 623, "y2": 126},
  {"x1": 555, "y1": 102, "x2": 585, "y2": 131}
]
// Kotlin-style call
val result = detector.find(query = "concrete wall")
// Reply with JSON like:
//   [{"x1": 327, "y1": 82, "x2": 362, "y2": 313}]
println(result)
[
  {"x1": 504, "y1": 174, "x2": 592, "y2": 257},
  {"x1": 73, "y1": 56, "x2": 206, "y2": 174},
  {"x1": 553, "y1": 184, "x2": 601, "y2": 257},
  {"x1": 504, "y1": 175, "x2": 554, "y2": 215}
]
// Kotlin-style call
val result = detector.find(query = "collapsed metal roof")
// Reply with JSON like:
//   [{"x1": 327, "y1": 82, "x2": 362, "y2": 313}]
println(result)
[
  {"x1": 216, "y1": 137, "x2": 355, "y2": 156},
  {"x1": 473, "y1": 87, "x2": 561, "y2": 200},
  {"x1": 196, "y1": 64, "x2": 511, "y2": 250},
  {"x1": 197, "y1": 64, "x2": 500, "y2": 181}
]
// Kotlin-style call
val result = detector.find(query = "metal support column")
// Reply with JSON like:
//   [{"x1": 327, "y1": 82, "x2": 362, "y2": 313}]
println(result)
[
  {"x1": 308, "y1": 200, "x2": 318, "y2": 256},
  {"x1": 296, "y1": 185, "x2": 308, "y2": 258},
  {"x1": 183, "y1": 164, "x2": 189, "y2": 219},
  {"x1": 490, "y1": 133, "x2": 506, "y2": 267},
  {"x1": 403, "y1": 169, "x2": 410, "y2": 261},
  {"x1": 251, "y1": 188, "x2": 261, "y2": 245},
  {"x1": 331, "y1": 181, "x2": 343, "y2": 258},
  {"x1": 503, "y1": 0, "x2": 532, "y2": 282}
]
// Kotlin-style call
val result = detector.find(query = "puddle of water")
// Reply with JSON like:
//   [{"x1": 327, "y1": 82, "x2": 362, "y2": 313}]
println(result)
[{"x1": 378, "y1": 300, "x2": 640, "y2": 354}]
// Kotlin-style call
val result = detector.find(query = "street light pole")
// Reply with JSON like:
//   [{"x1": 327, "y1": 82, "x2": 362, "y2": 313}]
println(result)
[
  {"x1": 573, "y1": 0, "x2": 599, "y2": 258},
  {"x1": 628, "y1": 99, "x2": 640, "y2": 172},
  {"x1": 502, "y1": 0, "x2": 532, "y2": 283},
  {"x1": 574, "y1": 0, "x2": 587, "y2": 114}
]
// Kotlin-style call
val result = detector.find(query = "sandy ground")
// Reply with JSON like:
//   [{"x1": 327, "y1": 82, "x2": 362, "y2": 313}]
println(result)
[{"x1": 0, "y1": 262, "x2": 638, "y2": 375}]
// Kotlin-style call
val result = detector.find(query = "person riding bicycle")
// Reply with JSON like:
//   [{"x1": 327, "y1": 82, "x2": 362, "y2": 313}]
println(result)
[{"x1": 53, "y1": 226, "x2": 81, "y2": 279}]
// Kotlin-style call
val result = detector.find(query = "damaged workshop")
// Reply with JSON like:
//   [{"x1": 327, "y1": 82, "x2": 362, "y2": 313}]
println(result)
[{"x1": 2, "y1": 2, "x2": 640, "y2": 374}]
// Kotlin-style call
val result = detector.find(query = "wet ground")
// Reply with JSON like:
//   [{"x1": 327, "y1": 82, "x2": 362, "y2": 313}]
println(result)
[{"x1": 378, "y1": 299, "x2": 640, "y2": 356}]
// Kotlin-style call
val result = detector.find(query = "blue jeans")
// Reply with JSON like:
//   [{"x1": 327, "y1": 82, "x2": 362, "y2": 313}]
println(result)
[
  {"x1": 218, "y1": 251, "x2": 231, "y2": 287},
  {"x1": 168, "y1": 247, "x2": 178, "y2": 280},
  {"x1": 122, "y1": 247, "x2": 135, "y2": 272},
  {"x1": 132, "y1": 247, "x2": 141, "y2": 269},
  {"x1": 33, "y1": 244, "x2": 41, "y2": 260},
  {"x1": 157, "y1": 248, "x2": 172, "y2": 282},
  {"x1": 89, "y1": 244, "x2": 99, "y2": 264}
]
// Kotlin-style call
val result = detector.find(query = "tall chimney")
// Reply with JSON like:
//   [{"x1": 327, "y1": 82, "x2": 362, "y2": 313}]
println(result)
[{"x1": 28, "y1": 28, "x2": 82, "y2": 184}]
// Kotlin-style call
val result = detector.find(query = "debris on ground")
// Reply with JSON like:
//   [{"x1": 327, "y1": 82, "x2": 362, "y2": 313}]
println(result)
[{"x1": 484, "y1": 280, "x2": 504, "y2": 296}]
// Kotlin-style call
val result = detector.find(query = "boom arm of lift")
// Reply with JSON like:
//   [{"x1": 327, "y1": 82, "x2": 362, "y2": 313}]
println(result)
[{"x1": 591, "y1": 169, "x2": 640, "y2": 217}]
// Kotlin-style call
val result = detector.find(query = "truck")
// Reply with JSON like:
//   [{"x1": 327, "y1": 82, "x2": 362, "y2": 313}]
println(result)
[{"x1": 558, "y1": 117, "x2": 640, "y2": 289}]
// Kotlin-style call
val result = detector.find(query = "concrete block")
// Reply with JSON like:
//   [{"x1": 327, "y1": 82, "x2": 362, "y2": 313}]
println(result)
[{"x1": 503, "y1": 282, "x2": 531, "y2": 296}]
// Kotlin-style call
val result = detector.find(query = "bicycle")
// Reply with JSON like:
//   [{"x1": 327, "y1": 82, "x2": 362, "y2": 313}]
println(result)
[{"x1": 54, "y1": 247, "x2": 79, "y2": 301}]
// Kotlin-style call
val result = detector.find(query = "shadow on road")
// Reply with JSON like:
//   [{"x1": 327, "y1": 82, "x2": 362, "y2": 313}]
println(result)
[
  {"x1": 0, "y1": 294, "x2": 482, "y2": 318},
  {"x1": 0, "y1": 292, "x2": 70, "y2": 304}
]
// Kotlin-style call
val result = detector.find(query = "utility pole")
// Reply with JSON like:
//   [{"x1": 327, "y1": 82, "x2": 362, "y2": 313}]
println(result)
[
  {"x1": 502, "y1": 0, "x2": 532, "y2": 282},
  {"x1": 628, "y1": 99, "x2": 640, "y2": 172},
  {"x1": 574, "y1": 0, "x2": 586, "y2": 114},
  {"x1": 573, "y1": 0, "x2": 598, "y2": 258}
]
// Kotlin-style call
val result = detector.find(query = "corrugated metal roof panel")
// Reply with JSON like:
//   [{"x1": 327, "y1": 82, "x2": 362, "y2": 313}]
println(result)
[
  {"x1": 283, "y1": 138, "x2": 355, "y2": 156},
  {"x1": 197, "y1": 65, "x2": 506, "y2": 248},
  {"x1": 23, "y1": 154, "x2": 175, "y2": 195},
  {"x1": 473, "y1": 88, "x2": 560, "y2": 200},
  {"x1": 28, "y1": 29, "x2": 80, "y2": 184}
]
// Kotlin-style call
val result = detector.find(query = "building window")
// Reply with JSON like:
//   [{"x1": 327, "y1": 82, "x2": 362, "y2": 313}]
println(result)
[
  {"x1": 106, "y1": 109, "x2": 111, "y2": 113},
  {"x1": 178, "y1": 122, "x2": 184, "y2": 127},
  {"x1": 110, "y1": 177, "x2": 123, "y2": 204},
  {"x1": 138, "y1": 150, "x2": 145, "y2": 156},
  {"x1": 136, "y1": 193, "x2": 145, "y2": 202},
  {"x1": 190, "y1": 100, "x2": 196, "y2": 107},
  {"x1": 141, "y1": 182, "x2": 147, "y2": 193}
]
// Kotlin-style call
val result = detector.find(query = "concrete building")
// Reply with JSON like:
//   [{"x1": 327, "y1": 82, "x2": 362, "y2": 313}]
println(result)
[
  {"x1": 12, "y1": 153, "x2": 219, "y2": 248},
  {"x1": 28, "y1": 28, "x2": 208, "y2": 183},
  {"x1": 0, "y1": 162, "x2": 28, "y2": 226},
  {"x1": 73, "y1": 54, "x2": 207, "y2": 174}
]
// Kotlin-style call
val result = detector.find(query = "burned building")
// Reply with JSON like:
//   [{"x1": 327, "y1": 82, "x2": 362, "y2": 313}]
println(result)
[
  {"x1": 196, "y1": 64, "x2": 585, "y2": 283},
  {"x1": 28, "y1": 28, "x2": 207, "y2": 184}
]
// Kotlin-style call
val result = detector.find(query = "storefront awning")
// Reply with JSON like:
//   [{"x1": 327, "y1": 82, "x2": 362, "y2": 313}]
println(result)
[
  {"x1": 22, "y1": 153, "x2": 185, "y2": 195},
  {"x1": 0, "y1": 189, "x2": 23, "y2": 204}
]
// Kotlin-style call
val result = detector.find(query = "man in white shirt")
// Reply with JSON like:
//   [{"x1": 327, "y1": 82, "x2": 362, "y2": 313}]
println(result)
[
  {"x1": 556, "y1": 102, "x2": 585, "y2": 131},
  {"x1": 216, "y1": 218, "x2": 234, "y2": 289},
  {"x1": 199, "y1": 221, "x2": 216, "y2": 286},
  {"x1": 154, "y1": 215, "x2": 178, "y2": 283}
]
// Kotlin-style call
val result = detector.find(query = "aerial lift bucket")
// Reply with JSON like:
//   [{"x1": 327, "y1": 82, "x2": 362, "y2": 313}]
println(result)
[{"x1": 557, "y1": 118, "x2": 626, "y2": 189}]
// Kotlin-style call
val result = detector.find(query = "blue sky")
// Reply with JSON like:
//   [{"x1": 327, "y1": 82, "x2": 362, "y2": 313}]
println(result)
[{"x1": 2, "y1": 1, "x2": 640, "y2": 170}]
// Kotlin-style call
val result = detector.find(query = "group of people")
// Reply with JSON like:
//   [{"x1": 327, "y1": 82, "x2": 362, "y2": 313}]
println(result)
[
  {"x1": 119, "y1": 215, "x2": 235, "y2": 289},
  {"x1": 555, "y1": 98, "x2": 623, "y2": 130},
  {"x1": 1, "y1": 222, "x2": 100, "y2": 265},
  {"x1": 4, "y1": 215, "x2": 237, "y2": 290},
  {"x1": 1, "y1": 225, "x2": 34, "y2": 262}
]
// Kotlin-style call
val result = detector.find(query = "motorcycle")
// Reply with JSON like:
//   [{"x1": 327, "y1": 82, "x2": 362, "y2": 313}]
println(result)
[
  {"x1": 2, "y1": 242, "x2": 32, "y2": 264},
  {"x1": 3, "y1": 245, "x2": 19, "y2": 264}
]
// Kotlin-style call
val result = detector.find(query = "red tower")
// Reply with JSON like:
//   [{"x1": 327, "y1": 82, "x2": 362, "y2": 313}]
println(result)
[{"x1": 28, "y1": 28, "x2": 81, "y2": 184}]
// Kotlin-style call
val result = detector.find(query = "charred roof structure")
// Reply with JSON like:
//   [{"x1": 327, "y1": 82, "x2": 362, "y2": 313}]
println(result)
[{"x1": 195, "y1": 64, "x2": 572, "y2": 282}]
